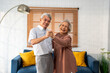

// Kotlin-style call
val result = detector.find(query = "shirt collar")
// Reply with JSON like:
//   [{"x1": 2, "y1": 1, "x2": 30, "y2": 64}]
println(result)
[{"x1": 37, "y1": 25, "x2": 46, "y2": 31}]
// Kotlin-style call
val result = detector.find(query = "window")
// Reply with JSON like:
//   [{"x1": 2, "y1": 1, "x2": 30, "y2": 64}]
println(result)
[{"x1": 27, "y1": 7, "x2": 78, "y2": 47}]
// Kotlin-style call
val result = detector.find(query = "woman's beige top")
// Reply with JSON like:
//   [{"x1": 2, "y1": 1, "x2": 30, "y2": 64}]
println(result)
[{"x1": 53, "y1": 33, "x2": 77, "y2": 73}]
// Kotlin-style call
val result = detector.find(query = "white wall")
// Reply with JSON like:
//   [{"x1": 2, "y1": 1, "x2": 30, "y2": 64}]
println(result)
[
  {"x1": 0, "y1": 0, "x2": 109, "y2": 73},
  {"x1": 108, "y1": 0, "x2": 110, "y2": 52},
  {"x1": 73, "y1": 0, "x2": 109, "y2": 54}
]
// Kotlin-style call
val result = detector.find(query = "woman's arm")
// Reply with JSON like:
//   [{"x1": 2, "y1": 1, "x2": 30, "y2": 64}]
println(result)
[{"x1": 53, "y1": 35, "x2": 71, "y2": 47}]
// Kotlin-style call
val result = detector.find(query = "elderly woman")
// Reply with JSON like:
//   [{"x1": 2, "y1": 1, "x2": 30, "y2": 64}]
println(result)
[{"x1": 52, "y1": 20, "x2": 77, "y2": 73}]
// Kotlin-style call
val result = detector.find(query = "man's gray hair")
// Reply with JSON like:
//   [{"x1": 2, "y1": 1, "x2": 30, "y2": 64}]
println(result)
[
  {"x1": 59, "y1": 19, "x2": 71, "y2": 32},
  {"x1": 41, "y1": 13, "x2": 52, "y2": 20}
]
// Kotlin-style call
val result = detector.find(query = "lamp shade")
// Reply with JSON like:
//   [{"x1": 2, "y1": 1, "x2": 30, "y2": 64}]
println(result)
[{"x1": 17, "y1": 4, "x2": 30, "y2": 14}]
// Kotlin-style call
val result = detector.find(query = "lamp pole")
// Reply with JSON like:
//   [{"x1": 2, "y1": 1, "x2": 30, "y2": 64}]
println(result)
[
  {"x1": 0, "y1": 4, "x2": 30, "y2": 24},
  {"x1": 0, "y1": 5, "x2": 19, "y2": 24}
]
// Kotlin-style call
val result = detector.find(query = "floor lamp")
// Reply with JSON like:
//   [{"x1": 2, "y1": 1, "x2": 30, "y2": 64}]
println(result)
[
  {"x1": 0, "y1": 4, "x2": 30, "y2": 73},
  {"x1": 0, "y1": 4, "x2": 30, "y2": 24}
]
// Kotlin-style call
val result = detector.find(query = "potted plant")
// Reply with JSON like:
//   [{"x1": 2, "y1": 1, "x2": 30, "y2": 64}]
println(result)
[{"x1": 100, "y1": 48, "x2": 109, "y2": 73}]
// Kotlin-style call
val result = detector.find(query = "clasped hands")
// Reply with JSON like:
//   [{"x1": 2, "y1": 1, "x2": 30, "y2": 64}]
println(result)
[{"x1": 45, "y1": 31, "x2": 54, "y2": 39}]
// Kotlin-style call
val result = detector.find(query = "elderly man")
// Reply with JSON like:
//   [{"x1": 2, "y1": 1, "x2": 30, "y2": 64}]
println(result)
[{"x1": 28, "y1": 13, "x2": 53, "y2": 73}]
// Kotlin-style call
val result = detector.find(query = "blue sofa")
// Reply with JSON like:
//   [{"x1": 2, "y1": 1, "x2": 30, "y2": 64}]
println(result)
[{"x1": 11, "y1": 49, "x2": 99, "y2": 73}]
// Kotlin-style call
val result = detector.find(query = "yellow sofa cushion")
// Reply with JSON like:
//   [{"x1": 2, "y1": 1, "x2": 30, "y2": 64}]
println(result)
[
  {"x1": 73, "y1": 51, "x2": 87, "y2": 67},
  {"x1": 20, "y1": 50, "x2": 36, "y2": 67}
]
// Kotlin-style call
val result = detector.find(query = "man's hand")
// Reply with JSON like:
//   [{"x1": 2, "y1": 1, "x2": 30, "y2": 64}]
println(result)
[
  {"x1": 45, "y1": 31, "x2": 53, "y2": 38},
  {"x1": 51, "y1": 31, "x2": 55, "y2": 39}
]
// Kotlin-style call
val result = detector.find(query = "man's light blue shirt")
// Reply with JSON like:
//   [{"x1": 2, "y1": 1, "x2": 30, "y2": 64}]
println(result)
[{"x1": 28, "y1": 25, "x2": 53, "y2": 55}]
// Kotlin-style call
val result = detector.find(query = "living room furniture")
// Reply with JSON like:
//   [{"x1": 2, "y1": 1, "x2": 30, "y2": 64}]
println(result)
[{"x1": 11, "y1": 49, "x2": 99, "y2": 73}]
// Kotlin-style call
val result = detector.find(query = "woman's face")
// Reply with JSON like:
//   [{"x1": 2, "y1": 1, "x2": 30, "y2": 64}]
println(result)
[{"x1": 59, "y1": 22, "x2": 69, "y2": 34}]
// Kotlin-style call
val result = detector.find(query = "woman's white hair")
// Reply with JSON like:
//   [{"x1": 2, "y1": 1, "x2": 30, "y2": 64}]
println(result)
[
  {"x1": 59, "y1": 19, "x2": 71, "y2": 32},
  {"x1": 40, "y1": 13, "x2": 52, "y2": 20}
]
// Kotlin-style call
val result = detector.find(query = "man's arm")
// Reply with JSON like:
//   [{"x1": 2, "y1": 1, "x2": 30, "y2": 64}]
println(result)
[{"x1": 31, "y1": 31, "x2": 52, "y2": 45}]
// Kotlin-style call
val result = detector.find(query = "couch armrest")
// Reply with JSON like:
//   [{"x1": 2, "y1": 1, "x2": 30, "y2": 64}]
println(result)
[
  {"x1": 87, "y1": 55, "x2": 99, "y2": 73},
  {"x1": 11, "y1": 55, "x2": 22, "y2": 73}
]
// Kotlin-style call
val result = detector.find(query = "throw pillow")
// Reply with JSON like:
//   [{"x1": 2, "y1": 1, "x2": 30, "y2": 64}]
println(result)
[
  {"x1": 20, "y1": 50, "x2": 36, "y2": 67},
  {"x1": 73, "y1": 51, "x2": 87, "y2": 67}
]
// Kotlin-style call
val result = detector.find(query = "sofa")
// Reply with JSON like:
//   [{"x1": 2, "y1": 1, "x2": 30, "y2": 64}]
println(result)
[{"x1": 11, "y1": 49, "x2": 99, "y2": 73}]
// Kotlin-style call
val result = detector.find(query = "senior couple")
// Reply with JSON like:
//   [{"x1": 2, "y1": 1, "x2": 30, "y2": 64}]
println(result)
[{"x1": 28, "y1": 13, "x2": 77, "y2": 73}]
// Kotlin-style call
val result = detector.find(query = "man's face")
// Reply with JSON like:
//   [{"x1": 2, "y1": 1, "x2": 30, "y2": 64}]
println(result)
[{"x1": 40, "y1": 15, "x2": 51, "y2": 29}]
